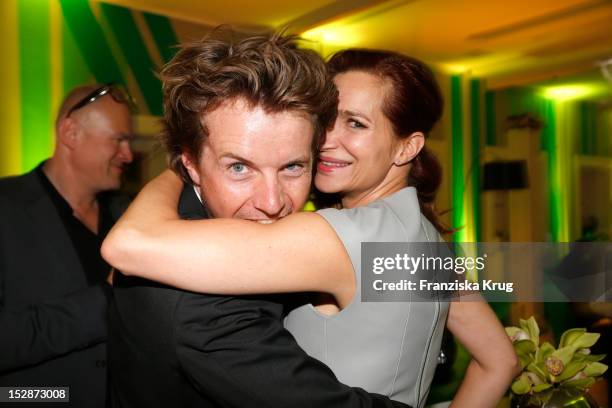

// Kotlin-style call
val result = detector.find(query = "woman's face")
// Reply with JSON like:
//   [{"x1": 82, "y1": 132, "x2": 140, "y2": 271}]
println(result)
[{"x1": 315, "y1": 70, "x2": 401, "y2": 199}]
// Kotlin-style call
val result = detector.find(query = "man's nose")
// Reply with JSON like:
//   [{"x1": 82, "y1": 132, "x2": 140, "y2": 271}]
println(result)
[
  {"x1": 253, "y1": 176, "x2": 286, "y2": 218},
  {"x1": 119, "y1": 141, "x2": 133, "y2": 163}
]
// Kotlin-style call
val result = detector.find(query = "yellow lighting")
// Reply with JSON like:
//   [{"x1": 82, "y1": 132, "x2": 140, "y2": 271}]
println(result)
[
  {"x1": 541, "y1": 85, "x2": 595, "y2": 101},
  {"x1": 441, "y1": 63, "x2": 470, "y2": 74},
  {"x1": 301, "y1": 24, "x2": 361, "y2": 47},
  {"x1": 302, "y1": 201, "x2": 316, "y2": 212}
]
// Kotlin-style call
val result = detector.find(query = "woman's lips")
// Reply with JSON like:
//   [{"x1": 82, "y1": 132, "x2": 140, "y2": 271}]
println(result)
[{"x1": 317, "y1": 157, "x2": 351, "y2": 173}]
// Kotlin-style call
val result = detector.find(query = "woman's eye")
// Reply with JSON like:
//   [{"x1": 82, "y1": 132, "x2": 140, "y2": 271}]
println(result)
[
  {"x1": 229, "y1": 163, "x2": 247, "y2": 173},
  {"x1": 348, "y1": 119, "x2": 366, "y2": 129}
]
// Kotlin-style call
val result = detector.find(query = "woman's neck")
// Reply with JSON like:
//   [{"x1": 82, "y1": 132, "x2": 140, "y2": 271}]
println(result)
[{"x1": 341, "y1": 176, "x2": 408, "y2": 209}]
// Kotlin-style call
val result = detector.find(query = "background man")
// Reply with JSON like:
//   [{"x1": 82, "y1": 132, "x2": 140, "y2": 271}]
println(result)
[
  {"x1": 0, "y1": 84, "x2": 133, "y2": 407},
  {"x1": 107, "y1": 32, "x2": 408, "y2": 407}
]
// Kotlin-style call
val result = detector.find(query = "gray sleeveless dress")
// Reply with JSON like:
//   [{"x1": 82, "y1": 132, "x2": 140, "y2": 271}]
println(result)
[{"x1": 284, "y1": 187, "x2": 449, "y2": 408}]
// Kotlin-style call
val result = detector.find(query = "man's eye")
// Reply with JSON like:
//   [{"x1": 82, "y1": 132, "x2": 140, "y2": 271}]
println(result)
[
  {"x1": 283, "y1": 163, "x2": 307, "y2": 177},
  {"x1": 348, "y1": 119, "x2": 366, "y2": 129},
  {"x1": 285, "y1": 163, "x2": 304, "y2": 172},
  {"x1": 229, "y1": 163, "x2": 247, "y2": 173},
  {"x1": 113, "y1": 136, "x2": 131, "y2": 144}
]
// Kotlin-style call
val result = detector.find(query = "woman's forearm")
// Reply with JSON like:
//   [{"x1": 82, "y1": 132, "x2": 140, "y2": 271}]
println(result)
[
  {"x1": 450, "y1": 358, "x2": 518, "y2": 408},
  {"x1": 101, "y1": 169, "x2": 183, "y2": 274},
  {"x1": 125, "y1": 169, "x2": 184, "y2": 224},
  {"x1": 447, "y1": 300, "x2": 521, "y2": 407},
  {"x1": 100, "y1": 171, "x2": 354, "y2": 301}
]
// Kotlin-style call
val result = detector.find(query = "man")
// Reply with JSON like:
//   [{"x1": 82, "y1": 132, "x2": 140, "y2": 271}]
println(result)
[
  {"x1": 0, "y1": 84, "x2": 133, "y2": 407},
  {"x1": 107, "y1": 33, "x2": 409, "y2": 407}
]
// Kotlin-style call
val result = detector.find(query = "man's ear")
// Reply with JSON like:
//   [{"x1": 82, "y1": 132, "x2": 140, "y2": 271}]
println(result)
[
  {"x1": 181, "y1": 154, "x2": 201, "y2": 186},
  {"x1": 57, "y1": 117, "x2": 80, "y2": 150},
  {"x1": 394, "y1": 132, "x2": 425, "y2": 166}
]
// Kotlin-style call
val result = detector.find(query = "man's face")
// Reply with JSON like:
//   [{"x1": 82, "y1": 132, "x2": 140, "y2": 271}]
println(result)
[
  {"x1": 183, "y1": 98, "x2": 313, "y2": 221},
  {"x1": 72, "y1": 97, "x2": 134, "y2": 192}
]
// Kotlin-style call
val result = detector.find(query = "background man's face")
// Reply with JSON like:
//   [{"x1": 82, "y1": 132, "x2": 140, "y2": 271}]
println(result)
[
  {"x1": 183, "y1": 98, "x2": 313, "y2": 221},
  {"x1": 72, "y1": 97, "x2": 134, "y2": 192}
]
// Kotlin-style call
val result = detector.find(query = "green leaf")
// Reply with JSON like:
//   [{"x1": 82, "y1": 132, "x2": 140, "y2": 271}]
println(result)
[
  {"x1": 532, "y1": 383, "x2": 552, "y2": 393},
  {"x1": 532, "y1": 389, "x2": 555, "y2": 405},
  {"x1": 514, "y1": 339, "x2": 536, "y2": 369},
  {"x1": 552, "y1": 346, "x2": 577, "y2": 366},
  {"x1": 559, "y1": 328, "x2": 586, "y2": 348},
  {"x1": 519, "y1": 317, "x2": 540, "y2": 346},
  {"x1": 525, "y1": 316, "x2": 540, "y2": 346},
  {"x1": 556, "y1": 360, "x2": 587, "y2": 382},
  {"x1": 583, "y1": 362, "x2": 608, "y2": 377},
  {"x1": 514, "y1": 339, "x2": 536, "y2": 356},
  {"x1": 535, "y1": 342, "x2": 555, "y2": 364},
  {"x1": 518, "y1": 353, "x2": 533, "y2": 369},
  {"x1": 511, "y1": 374, "x2": 532, "y2": 395},
  {"x1": 506, "y1": 327, "x2": 530, "y2": 342},
  {"x1": 526, "y1": 362, "x2": 547, "y2": 382},
  {"x1": 526, "y1": 371, "x2": 545, "y2": 386},
  {"x1": 571, "y1": 351, "x2": 606, "y2": 364},
  {"x1": 584, "y1": 354, "x2": 606, "y2": 363},
  {"x1": 562, "y1": 377, "x2": 596, "y2": 390},
  {"x1": 572, "y1": 333, "x2": 600, "y2": 349},
  {"x1": 506, "y1": 326, "x2": 521, "y2": 337}
]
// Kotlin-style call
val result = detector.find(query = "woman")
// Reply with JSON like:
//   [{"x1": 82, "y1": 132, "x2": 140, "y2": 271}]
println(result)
[{"x1": 103, "y1": 49, "x2": 519, "y2": 407}]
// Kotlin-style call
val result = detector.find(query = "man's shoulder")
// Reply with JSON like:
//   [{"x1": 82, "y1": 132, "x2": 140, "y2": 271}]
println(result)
[
  {"x1": 113, "y1": 273, "x2": 186, "y2": 306},
  {"x1": 112, "y1": 278, "x2": 257, "y2": 329},
  {"x1": 108, "y1": 275, "x2": 196, "y2": 406},
  {"x1": 175, "y1": 291, "x2": 285, "y2": 327},
  {"x1": 0, "y1": 170, "x2": 41, "y2": 207},
  {"x1": 111, "y1": 275, "x2": 186, "y2": 349},
  {"x1": 0, "y1": 170, "x2": 36, "y2": 192}
]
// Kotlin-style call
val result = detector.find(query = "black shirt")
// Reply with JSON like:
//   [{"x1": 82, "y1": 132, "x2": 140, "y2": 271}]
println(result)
[{"x1": 36, "y1": 164, "x2": 113, "y2": 286}]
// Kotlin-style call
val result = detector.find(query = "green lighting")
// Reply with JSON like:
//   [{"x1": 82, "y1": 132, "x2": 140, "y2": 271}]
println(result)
[
  {"x1": 470, "y1": 79, "x2": 482, "y2": 243},
  {"x1": 451, "y1": 75, "x2": 466, "y2": 242},
  {"x1": 19, "y1": 0, "x2": 53, "y2": 172},
  {"x1": 542, "y1": 100, "x2": 563, "y2": 242}
]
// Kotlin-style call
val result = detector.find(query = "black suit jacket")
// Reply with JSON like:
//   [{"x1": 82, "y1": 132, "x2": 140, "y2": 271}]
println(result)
[
  {"x1": 109, "y1": 186, "x2": 410, "y2": 408},
  {"x1": 0, "y1": 167, "x2": 127, "y2": 407}
]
